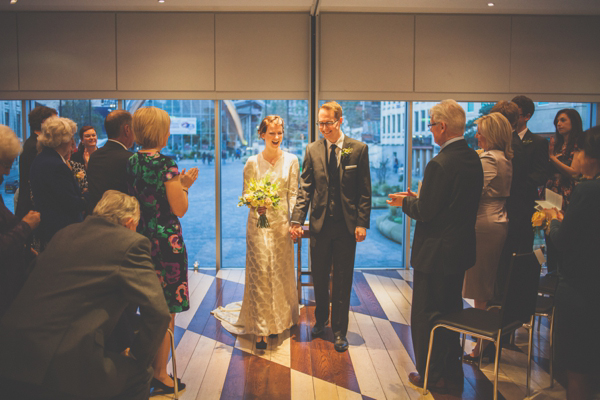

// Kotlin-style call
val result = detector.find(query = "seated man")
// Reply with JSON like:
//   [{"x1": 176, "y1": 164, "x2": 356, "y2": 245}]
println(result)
[{"x1": 0, "y1": 190, "x2": 170, "y2": 400}]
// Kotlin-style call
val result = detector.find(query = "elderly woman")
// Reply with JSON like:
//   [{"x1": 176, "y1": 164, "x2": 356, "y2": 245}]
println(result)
[
  {"x1": 544, "y1": 126, "x2": 600, "y2": 400},
  {"x1": 0, "y1": 125, "x2": 40, "y2": 317},
  {"x1": 126, "y1": 107, "x2": 198, "y2": 394},
  {"x1": 30, "y1": 116, "x2": 86, "y2": 248},
  {"x1": 463, "y1": 112, "x2": 513, "y2": 361}
]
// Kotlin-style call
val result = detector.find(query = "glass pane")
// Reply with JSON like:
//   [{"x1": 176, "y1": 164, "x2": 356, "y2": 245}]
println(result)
[
  {"x1": 125, "y1": 100, "x2": 216, "y2": 268},
  {"x1": 320, "y1": 101, "x2": 407, "y2": 268},
  {"x1": 220, "y1": 100, "x2": 309, "y2": 268},
  {"x1": 28, "y1": 100, "x2": 118, "y2": 146},
  {"x1": 0, "y1": 101, "x2": 23, "y2": 212},
  {"x1": 408, "y1": 101, "x2": 595, "y2": 253}
]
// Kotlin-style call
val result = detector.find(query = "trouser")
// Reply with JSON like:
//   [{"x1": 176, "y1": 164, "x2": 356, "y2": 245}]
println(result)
[
  {"x1": 310, "y1": 218, "x2": 356, "y2": 337},
  {"x1": 411, "y1": 269, "x2": 465, "y2": 382}
]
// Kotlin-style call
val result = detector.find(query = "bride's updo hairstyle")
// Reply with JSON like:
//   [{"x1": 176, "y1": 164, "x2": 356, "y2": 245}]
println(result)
[
  {"x1": 258, "y1": 115, "x2": 285, "y2": 139},
  {"x1": 476, "y1": 112, "x2": 514, "y2": 160}
]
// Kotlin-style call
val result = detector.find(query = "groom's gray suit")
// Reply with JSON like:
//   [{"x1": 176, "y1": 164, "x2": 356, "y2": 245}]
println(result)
[{"x1": 292, "y1": 134, "x2": 371, "y2": 336}]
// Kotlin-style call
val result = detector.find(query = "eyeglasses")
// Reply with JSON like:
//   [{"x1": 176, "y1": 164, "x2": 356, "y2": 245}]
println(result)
[
  {"x1": 427, "y1": 122, "x2": 438, "y2": 128},
  {"x1": 316, "y1": 120, "x2": 338, "y2": 127}
]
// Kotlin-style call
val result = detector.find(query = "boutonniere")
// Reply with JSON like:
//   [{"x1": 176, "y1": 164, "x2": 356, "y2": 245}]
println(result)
[
  {"x1": 341, "y1": 147, "x2": 353, "y2": 160},
  {"x1": 522, "y1": 139, "x2": 533, "y2": 145}
]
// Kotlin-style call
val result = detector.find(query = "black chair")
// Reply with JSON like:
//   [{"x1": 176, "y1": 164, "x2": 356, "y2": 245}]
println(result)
[{"x1": 422, "y1": 253, "x2": 541, "y2": 400}]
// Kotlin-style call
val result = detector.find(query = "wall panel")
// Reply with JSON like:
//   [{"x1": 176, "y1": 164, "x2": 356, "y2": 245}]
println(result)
[
  {"x1": 117, "y1": 13, "x2": 215, "y2": 91},
  {"x1": 215, "y1": 13, "x2": 309, "y2": 92},
  {"x1": 18, "y1": 12, "x2": 116, "y2": 91},
  {"x1": 319, "y1": 13, "x2": 414, "y2": 93},
  {"x1": 510, "y1": 16, "x2": 600, "y2": 94},
  {"x1": 415, "y1": 15, "x2": 511, "y2": 93},
  {"x1": 0, "y1": 13, "x2": 19, "y2": 91}
]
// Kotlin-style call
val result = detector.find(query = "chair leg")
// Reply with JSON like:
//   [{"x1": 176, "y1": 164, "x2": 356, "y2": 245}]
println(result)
[
  {"x1": 493, "y1": 331, "x2": 502, "y2": 400},
  {"x1": 461, "y1": 334, "x2": 466, "y2": 363},
  {"x1": 422, "y1": 326, "x2": 438, "y2": 396},
  {"x1": 167, "y1": 328, "x2": 179, "y2": 399},
  {"x1": 526, "y1": 316, "x2": 534, "y2": 398},
  {"x1": 478, "y1": 338, "x2": 483, "y2": 369},
  {"x1": 549, "y1": 307, "x2": 556, "y2": 388}
]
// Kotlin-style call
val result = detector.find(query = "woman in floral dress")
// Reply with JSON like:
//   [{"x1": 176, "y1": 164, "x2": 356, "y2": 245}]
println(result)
[{"x1": 127, "y1": 107, "x2": 198, "y2": 394}]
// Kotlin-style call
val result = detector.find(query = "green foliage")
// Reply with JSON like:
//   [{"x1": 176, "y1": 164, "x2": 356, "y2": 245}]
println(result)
[{"x1": 465, "y1": 102, "x2": 495, "y2": 149}]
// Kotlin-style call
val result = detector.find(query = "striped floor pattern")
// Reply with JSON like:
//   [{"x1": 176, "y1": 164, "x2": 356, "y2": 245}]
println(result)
[{"x1": 153, "y1": 269, "x2": 566, "y2": 400}]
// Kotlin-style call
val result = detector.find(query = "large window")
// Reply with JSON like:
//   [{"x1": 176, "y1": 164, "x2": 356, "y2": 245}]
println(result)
[
  {"x1": 220, "y1": 100, "x2": 309, "y2": 268},
  {"x1": 125, "y1": 100, "x2": 217, "y2": 268},
  {"x1": 0, "y1": 101, "x2": 23, "y2": 212}
]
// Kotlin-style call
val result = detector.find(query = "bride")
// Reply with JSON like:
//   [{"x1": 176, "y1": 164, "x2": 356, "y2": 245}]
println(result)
[{"x1": 212, "y1": 115, "x2": 299, "y2": 349}]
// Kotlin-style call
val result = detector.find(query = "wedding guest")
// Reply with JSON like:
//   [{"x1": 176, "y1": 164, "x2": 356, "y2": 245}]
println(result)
[
  {"x1": 0, "y1": 125, "x2": 40, "y2": 318},
  {"x1": 546, "y1": 109, "x2": 583, "y2": 273},
  {"x1": 0, "y1": 190, "x2": 170, "y2": 400},
  {"x1": 212, "y1": 115, "x2": 299, "y2": 349},
  {"x1": 495, "y1": 96, "x2": 548, "y2": 300},
  {"x1": 87, "y1": 110, "x2": 134, "y2": 213},
  {"x1": 30, "y1": 116, "x2": 86, "y2": 248},
  {"x1": 127, "y1": 107, "x2": 198, "y2": 394},
  {"x1": 462, "y1": 112, "x2": 513, "y2": 361},
  {"x1": 71, "y1": 125, "x2": 98, "y2": 169},
  {"x1": 388, "y1": 100, "x2": 483, "y2": 391},
  {"x1": 490, "y1": 101, "x2": 519, "y2": 130},
  {"x1": 290, "y1": 101, "x2": 371, "y2": 353},
  {"x1": 15, "y1": 106, "x2": 56, "y2": 219},
  {"x1": 543, "y1": 126, "x2": 600, "y2": 400}
]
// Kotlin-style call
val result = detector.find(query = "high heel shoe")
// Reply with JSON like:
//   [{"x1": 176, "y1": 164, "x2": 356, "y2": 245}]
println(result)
[
  {"x1": 256, "y1": 337, "x2": 267, "y2": 350},
  {"x1": 151, "y1": 375, "x2": 186, "y2": 395}
]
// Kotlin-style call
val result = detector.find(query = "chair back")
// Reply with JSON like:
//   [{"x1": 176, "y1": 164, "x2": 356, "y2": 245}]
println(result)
[{"x1": 499, "y1": 252, "x2": 542, "y2": 326}]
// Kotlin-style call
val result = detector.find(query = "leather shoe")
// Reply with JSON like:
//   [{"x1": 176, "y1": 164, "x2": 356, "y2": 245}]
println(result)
[
  {"x1": 311, "y1": 322, "x2": 326, "y2": 337},
  {"x1": 151, "y1": 376, "x2": 186, "y2": 395},
  {"x1": 408, "y1": 372, "x2": 446, "y2": 393},
  {"x1": 334, "y1": 335, "x2": 349, "y2": 352}
]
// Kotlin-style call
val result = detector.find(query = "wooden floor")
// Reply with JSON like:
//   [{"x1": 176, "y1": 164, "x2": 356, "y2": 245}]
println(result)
[{"x1": 153, "y1": 268, "x2": 568, "y2": 400}]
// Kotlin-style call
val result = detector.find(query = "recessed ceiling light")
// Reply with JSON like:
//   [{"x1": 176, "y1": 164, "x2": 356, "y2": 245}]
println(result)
[
  {"x1": 158, "y1": 0, "x2": 165, "y2": 3},
  {"x1": 10, "y1": 0, "x2": 18, "y2": 4},
  {"x1": 488, "y1": 2, "x2": 495, "y2": 6}
]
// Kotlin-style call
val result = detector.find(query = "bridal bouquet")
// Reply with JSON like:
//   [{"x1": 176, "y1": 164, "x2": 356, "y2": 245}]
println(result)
[
  {"x1": 531, "y1": 211, "x2": 549, "y2": 237},
  {"x1": 238, "y1": 174, "x2": 281, "y2": 228}
]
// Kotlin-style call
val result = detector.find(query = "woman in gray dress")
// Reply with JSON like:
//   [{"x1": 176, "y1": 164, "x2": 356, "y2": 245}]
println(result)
[{"x1": 463, "y1": 112, "x2": 513, "y2": 359}]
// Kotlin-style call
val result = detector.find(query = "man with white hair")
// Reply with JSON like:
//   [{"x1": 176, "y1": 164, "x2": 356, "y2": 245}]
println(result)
[
  {"x1": 388, "y1": 100, "x2": 483, "y2": 391},
  {"x1": 0, "y1": 190, "x2": 170, "y2": 400}
]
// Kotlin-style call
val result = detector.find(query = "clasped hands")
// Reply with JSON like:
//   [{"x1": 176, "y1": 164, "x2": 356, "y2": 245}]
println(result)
[
  {"x1": 288, "y1": 224, "x2": 367, "y2": 242},
  {"x1": 386, "y1": 188, "x2": 416, "y2": 207},
  {"x1": 542, "y1": 207, "x2": 564, "y2": 222}
]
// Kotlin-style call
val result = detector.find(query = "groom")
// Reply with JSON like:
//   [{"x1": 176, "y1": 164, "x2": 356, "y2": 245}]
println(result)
[{"x1": 290, "y1": 101, "x2": 371, "y2": 352}]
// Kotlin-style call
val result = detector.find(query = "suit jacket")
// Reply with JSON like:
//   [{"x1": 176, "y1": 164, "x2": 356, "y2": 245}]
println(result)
[
  {"x1": 29, "y1": 146, "x2": 86, "y2": 245},
  {"x1": 403, "y1": 139, "x2": 483, "y2": 275},
  {"x1": 292, "y1": 136, "x2": 371, "y2": 235},
  {"x1": 506, "y1": 129, "x2": 548, "y2": 220},
  {"x1": 0, "y1": 216, "x2": 170, "y2": 397},
  {"x1": 15, "y1": 134, "x2": 37, "y2": 220},
  {"x1": 86, "y1": 140, "x2": 133, "y2": 213}
]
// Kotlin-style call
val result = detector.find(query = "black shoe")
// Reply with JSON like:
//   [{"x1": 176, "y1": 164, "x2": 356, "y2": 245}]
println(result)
[
  {"x1": 269, "y1": 333, "x2": 278, "y2": 338},
  {"x1": 311, "y1": 322, "x2": 326, "y2": 337},
  {"x1": 334, "y1": 335, "x2": 349, "y2": 352},
  {"x1": 256, "y1": 338, "x2": 267, "y2": 350},
  {"x1": 151, "y1": 376, "x2": 186, "y2": 395}
]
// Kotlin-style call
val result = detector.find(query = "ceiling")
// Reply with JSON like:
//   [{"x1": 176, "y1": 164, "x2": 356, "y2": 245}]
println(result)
[{"x1": 1, "y1": 0, "x2": 600, "y2": 15}]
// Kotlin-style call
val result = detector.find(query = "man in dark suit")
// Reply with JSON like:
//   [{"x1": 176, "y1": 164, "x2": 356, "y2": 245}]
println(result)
[
  {"x1": 388, "y1": 100, "x2": 483, "y2": 389},
  {"x1": 87, "y1": 109, "x2": 135, "y2": 214},
  {"x1": 495, "y1": 96, "x2": 548, "y2": 297},
  {"x1": 0, "y1": 190, "x2": 171, "y2": 400},
  {"x1": 15, "y1": 105, "x2": 57, "y2": 220},
  {"x1": 290, "y1": 101, "x2": 371, "y2": 352}
]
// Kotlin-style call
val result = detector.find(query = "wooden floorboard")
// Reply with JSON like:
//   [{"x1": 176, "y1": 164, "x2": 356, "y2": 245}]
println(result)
[{"x1": 150, "y1": 269, "x2": 570, "y2": 400}]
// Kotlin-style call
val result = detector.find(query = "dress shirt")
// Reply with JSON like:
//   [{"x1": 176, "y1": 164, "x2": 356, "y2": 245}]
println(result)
[
  {"x1": 517, "y1": 128, "x2": 527, "y2": 141},
  {"x1": 440, "y1": 136, "x2": 465, "y2": 151},
  {"x1": 326, "y1": 132, "x2": 345, "y2": 167},
  {"x1": 107, "y1": 139, "x2": 129, "y2": 150}
]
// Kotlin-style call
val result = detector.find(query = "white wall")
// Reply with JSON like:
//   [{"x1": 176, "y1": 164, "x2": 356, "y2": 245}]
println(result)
[{"x1": 0, "y1": 11, "x2": 599, "y2": 101}]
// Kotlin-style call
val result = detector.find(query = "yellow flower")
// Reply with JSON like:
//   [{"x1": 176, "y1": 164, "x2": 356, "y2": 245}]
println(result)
[
  {"x1": 264, "y1": 197, "x2": 273, "y2": 208},
  {"x1": 476, "y1": 149, "x2": 484, "y2": 155},
  {"x1": 251, "y1": 200, "x2": 259, "y2": 208},
  {"x1": 531, "y1": 211, "x2": 546, "y2": 227}
]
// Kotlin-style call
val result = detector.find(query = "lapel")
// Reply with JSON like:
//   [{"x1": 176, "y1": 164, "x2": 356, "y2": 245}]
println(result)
[
  {"x1": 339, "y1": 137, "x2": 351, "y2": 181},
  {"x1": 317, "y1": 139, "x2": 329, "y2": 184}
]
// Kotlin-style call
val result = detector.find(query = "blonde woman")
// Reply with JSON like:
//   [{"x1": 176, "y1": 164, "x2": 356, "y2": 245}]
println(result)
[
  {"x1": 463, "y1": 112, "x2": 513, "y2": 361},
  {"x1": 126, "y1": 107, "x2": 198, "y2": 394}
]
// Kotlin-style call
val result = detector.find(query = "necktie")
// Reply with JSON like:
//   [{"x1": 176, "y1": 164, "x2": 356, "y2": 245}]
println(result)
[{"x1": 328, "y1": 144, "x2": 338, "y2": 179}]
